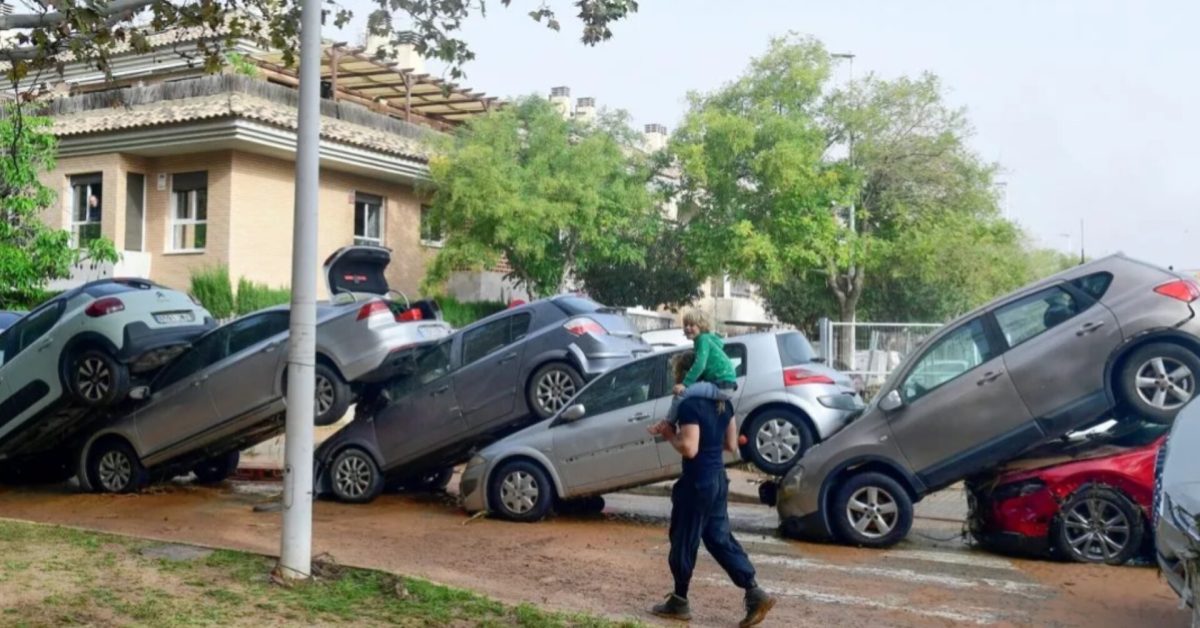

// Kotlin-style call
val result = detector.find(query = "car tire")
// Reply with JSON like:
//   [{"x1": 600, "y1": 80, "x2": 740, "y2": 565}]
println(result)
[
  {"x1": 88, "y1": 439, "x2": 146, "y2": 494},
  {"x1": 742, "y1": 409, "x2": 813, "y2": 476},
  {"x1": 1117, "y1": 343, "x2": 1199, "y2": 424},
  {"x1": 528, "y1": 362, "x2": 584, "y2": 420},
  {"x1": 314, "y1": 363, "x2": 352, "y2": 427},
  {"x1": 1051, "y1": 486, "x2": 1144, "y2": 565},
  {"x1": 192, "y1": 451, "x2": 240, "y2": 485},
  {"x1": 830, "y1": 472, "x2": 913, "y2": 548},
  {"x1": 329, "y1": 448, "x2": 383, "y2": 504},
  {"x1": 69, "y1": 349, "x2": 129, "y2": 408},
  {"x1": 488, "y1": 459, "x2": 555, "y2": 522},
  {"x1": 390, "y1": 467, "x2": 454, "y2": 494}
]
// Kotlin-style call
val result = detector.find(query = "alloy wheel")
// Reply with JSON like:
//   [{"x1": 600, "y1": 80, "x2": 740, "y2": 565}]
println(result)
[
  {"x1": 755, "y1": 418, "x2": 802, "y2": 465},
  {"x1": 334, "y1": 455, "x2": 372, "y2": 499},
  {"x1": 1063, "y1": 496, "x2": 1131, "y2": 562},
  {"x1": 536, "y1": 370, "x2": 577, "y2": 415},
  {"x1": 500, "y1": 470, "x2": 540, "y2": 515},
  {"x1": 315, "y1": 374, "x2": 335, "y2": 417},
  {"x1": 97, "y1": 450, "x2": 133, "y2": 492},
  {"x1": 1134, "y1": 356, "x2": 1194, "y2": 411},
  {"x1": 845, "y1": 486, "x2": 899, "y2": 539},
  {"x1": 77, "y1": 357, "x2": 112, "y2": 402}
]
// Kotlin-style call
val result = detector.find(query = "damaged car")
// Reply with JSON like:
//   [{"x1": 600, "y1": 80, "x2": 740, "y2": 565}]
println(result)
[
  {"x1": 767, "y1": 255, "x2": 1200, "y2": 548},
  {"x1": 1154, "y1": 399, "x2": 1200, "y2": 623},
  {"x1": 315, "y1": 295, "x2": 655, "y2": 503},
  {"x1": 73, "y1": 246, "x2": 450, "y2": 494},
  {"x1": 967, "y1": 419, "x2": 1165, "y2": 565}
]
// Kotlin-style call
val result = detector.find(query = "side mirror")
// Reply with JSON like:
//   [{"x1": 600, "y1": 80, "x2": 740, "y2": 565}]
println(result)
[
  {"x1": 129, "y1": 385, "x2": 151, "y2": 401},
  {"x1": 879, "y1": 390, "x2": 904, "y2": 412},
  {"x1": 561, "y1": 404, "x2": 586, "y2": 422}
]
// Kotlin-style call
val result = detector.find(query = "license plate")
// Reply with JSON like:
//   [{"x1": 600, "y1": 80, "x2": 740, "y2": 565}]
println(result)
[
  {"x1": 418, "y1": 325, "x2": 449, "y2": 339},
  {"x1": 154, "y1": 311, "x2": 194, "y2": 325}
]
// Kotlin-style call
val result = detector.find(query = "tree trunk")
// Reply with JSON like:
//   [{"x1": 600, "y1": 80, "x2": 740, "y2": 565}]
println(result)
[{"x1": 827, "y1": 265, "x2": 865, "y2": 372}]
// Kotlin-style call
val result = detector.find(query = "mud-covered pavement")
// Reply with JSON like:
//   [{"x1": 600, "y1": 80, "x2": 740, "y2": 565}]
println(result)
[{"x1": 0, "y1": 480, "x2": 1188, "y2": 627}]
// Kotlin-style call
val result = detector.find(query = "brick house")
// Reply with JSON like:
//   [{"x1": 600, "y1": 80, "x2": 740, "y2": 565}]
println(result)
[{"x1": 36, "y1": 30, "x2": 496, "y2": 299}]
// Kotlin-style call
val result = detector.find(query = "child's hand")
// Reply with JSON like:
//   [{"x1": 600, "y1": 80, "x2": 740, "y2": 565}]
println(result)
[
  {"x1": 672, "y1": 384, "x2": 685, "y2": 396},
  {"x1": 648, "y1": 420, "x2": 669, "y2": 436}
]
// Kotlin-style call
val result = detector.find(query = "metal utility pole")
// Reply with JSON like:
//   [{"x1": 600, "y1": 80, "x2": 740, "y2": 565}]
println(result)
[
  {"x1": 278, "y1": 0, "x2": 321, "y2": 580},
  {"x1": 832, "y1": 51, "x2": 858, "y2": 363}
]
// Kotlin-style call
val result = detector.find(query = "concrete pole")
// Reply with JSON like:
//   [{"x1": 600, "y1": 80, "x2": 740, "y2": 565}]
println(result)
[{"x1": 279, "y1": 0, "x2": 321, "y2": 580}]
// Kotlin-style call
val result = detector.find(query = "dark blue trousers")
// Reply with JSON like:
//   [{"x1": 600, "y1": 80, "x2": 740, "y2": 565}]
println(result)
[{"x1": 668, "y1": 471, "x2": 757, "y2": 599}]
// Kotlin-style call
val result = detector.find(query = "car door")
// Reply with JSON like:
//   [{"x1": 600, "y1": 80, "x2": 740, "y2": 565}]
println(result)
[
  {"x1": 551, "y1": 356, "x2": 664, "y2": 494},
  {"x1": 653, "y1": 344, "x2": 750, "y2": 471},
  {"x1": 452, "y1": 313, "x2": 531, "y2": 428},
  {"x1": 887, "y1": 316, "x2": 1038, "y2": 490},
  {"x1": 0, "y1": 302, "x2": 66, "y2": 441},
  {"x1": 374, "y1": 340, "x2": 466, "y2": 467},
  {"x1": 992, "y1": 284, "x2": 1122, "y2": 435},
  {"x1": 203, "y1": 312, "x2": 291, "y2": 426},
  {"x1": 132, "y1": 327, "x2": 228, "y2": 457}
]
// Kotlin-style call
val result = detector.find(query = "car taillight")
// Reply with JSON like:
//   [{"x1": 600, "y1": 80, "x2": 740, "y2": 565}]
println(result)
[
  {"x1": 357, "y1": 301, "x2": 391, "y2": 321},
  {"x1": 1155, "y1": 279, "x2": 1200, "y2": 303},
  {"x1": 85, "y1": 297, "x2": 125, "y2": 317},
  {"x1": 396, "y1": 307, "x2": 423, "y2": 322},
  {"x1": 564, "y1": 317, "x2": 606, "y2": 336},
  {"x1": 783, "y1": 367, "x2": 835, "y2": 387}
]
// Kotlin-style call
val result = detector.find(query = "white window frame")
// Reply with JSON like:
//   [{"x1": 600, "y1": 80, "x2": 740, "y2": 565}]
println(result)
[
  {"x1": 170, "y1": 186, "x2": 208, "y2": 253},
  {"x1": 354, "y1": 193, "x2": 384, "y2": 247},
  {"x1": 420, "y1": 204, "x2": 444, "y2": 248},
  {"x1": 69, "y1": 174, "x2": 103, "y2": 248}
]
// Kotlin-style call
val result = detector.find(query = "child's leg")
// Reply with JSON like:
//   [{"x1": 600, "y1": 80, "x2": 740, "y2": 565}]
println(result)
[{"x1": 683, "y1": 382, "x2": 722, "y2": 400}]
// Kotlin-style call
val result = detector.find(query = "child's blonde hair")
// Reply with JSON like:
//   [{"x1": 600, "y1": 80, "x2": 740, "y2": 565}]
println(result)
[{"x1": 682, "y1": 311, "x2": 712, "y2": 334}]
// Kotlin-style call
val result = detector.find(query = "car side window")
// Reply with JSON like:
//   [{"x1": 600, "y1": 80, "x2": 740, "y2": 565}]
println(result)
[
  {"x1": 725, "y1": 343, "x2": 747, "y2": 377},
  {"x1": 0, "y1": 304, "x2": 62, "y2": 366},
  {"x1": 901, "y1": 318, "x2": 995, "y2": 402},
  {"x1": 1070, "y1": 272, "x2": 1113, "y2": 301},
  {"x1": 462, "y1": 314, "x2": 528, "y2": 365},
  {"x1": 227, "y1": 312, "x2": 290, "y2": 357},
  {"x1": 511, "y1": 313, "x2": 532, "y2": 342},
  {"x1": 154, "y1": 327, "x2": 231, "y2": 389},
  {"x1": 574, "y1": 358, "x2": 658, "y2": 418},
  {"x1": 387, "y1": 341, "x2": 453, "y2": 399},
  {"x1": 993, "y1": 286, "x2": 1084, "y2": 349}
]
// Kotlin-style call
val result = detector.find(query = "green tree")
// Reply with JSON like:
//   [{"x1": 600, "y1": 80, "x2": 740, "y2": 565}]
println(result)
[
  {"x1": 422, "y1": 96, "x2": 657, "y2": 298},
  {"x1": 0, "y1": 106, "x2": 118, "y2": 308},
  {"x1": 575, "y1": 220, "x2": 705, "y2": 309}
]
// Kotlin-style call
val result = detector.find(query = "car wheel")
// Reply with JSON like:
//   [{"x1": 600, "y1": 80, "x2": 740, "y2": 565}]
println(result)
[
  {"x1": 192, "y1": 451, "x2": 240, "y2": 485},
  {"x1": 1117, "y1": 343, "x2": 1199, "y2": 424},
  {"x1": 314, "y1": 363, "x2": 352, "y2": 427},
  {"x1": 528, "y1": 362, "x2": 584, "y2": 420},
  {"x1": 489, "y1": 460, "x2": 554, "y2": 522},
  {"x1": 88, "y1": 439, "x2": 146, "y2": 494},
  {"x1": 329, "y1": 448, "x2": 383, "y2": 504},
  {"x1": 830, "y1": 472, "x2": 913, "y2": 548},
  {"x1": 390, "y1": 467, "x2": 454, "y2": 494},
  {"x1": 1052, "y1": 486, "x2": 1144, "y2": 565},
  {"x1": 69, "y1": 349, "x2": 129, "y2": 408},
  {"x1": 743, "y1": 410, "x2": 813, "y2": 476}
]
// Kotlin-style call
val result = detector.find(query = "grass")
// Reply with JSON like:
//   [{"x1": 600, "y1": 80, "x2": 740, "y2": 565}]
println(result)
[
  {"x1": 234, "y1": 277, "x2": 291, "y2": 316},
  {"x1": 189, "y1": 265, "x2": 235, "y2": 320},
  {"x1": 0, "y1": 520, "x2": 641, "y2": 627}
]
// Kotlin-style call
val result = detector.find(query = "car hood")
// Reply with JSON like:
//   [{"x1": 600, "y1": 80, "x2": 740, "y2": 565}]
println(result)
[{"x1": 323, "y1": 245, "x2": 392, "y2": 297}]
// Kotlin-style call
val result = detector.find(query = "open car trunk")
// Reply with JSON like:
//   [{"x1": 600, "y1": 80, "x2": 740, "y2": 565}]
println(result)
[{"x1": 324, "y1": 245, "x2": 444, "y2": 322}]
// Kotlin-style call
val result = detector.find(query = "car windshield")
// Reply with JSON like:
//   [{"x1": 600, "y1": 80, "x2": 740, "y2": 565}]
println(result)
[{"x1": 776, "y1": 332, "x2": 816, "y2": 366}]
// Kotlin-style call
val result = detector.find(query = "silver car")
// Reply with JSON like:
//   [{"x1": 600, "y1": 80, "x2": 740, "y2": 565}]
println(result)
[
  {"x1": 1154, "y1": 399, "x2": 1200, "y2": 623},
  {"x1": 459, "y1": 330, "x2": 863, "y2": 522},
  {"x1": 73, "y1": 246, "x2": 451, "y2": 493}
]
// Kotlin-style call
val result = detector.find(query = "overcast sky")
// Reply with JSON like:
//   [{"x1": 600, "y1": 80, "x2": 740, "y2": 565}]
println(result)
[{"x1": 337, "y1": 0, "x2": 1199, "y2": 270}]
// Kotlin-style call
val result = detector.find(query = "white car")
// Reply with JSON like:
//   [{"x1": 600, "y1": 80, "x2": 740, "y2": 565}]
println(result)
[{"x1": 0, "y1": 279, "x2": 212, "y2": 460}]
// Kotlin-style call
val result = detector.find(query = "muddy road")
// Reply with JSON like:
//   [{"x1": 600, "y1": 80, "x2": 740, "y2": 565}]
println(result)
[{"x1": 0, "y1": 481, "x2": 1187, "y2": 627}]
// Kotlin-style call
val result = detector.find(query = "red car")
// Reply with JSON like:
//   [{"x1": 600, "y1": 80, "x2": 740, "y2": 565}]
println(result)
[{"x1": 966, "y1": 422, "x2": 1168, "y2": 565}]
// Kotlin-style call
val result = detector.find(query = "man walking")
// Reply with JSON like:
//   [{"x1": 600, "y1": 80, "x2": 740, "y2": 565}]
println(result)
[{"x1": 649, "y1": 396, "x2": 776, "y2": 626}]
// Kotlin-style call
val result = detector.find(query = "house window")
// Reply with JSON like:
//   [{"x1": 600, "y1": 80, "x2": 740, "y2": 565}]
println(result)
[
  {"x1": 420, "y1": 204, "x2": 444, "y2": 246},
  {"x1": 171, "y1": 171, "x2": 208, "y2": 251},
  {"x1": 70, "y1": 174, "x2": 103, "y2": 247},
  {"x1": 354, "y1": 193, "x2": 384, "y2": 246}
]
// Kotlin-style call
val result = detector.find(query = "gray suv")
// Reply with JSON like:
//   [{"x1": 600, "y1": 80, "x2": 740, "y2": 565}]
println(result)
[{"x1": 772, "y1": 255, "x2": 1200, "y2": 548}]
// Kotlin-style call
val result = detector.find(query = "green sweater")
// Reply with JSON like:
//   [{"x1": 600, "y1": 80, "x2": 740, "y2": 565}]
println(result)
[{"x1": 682, "y1": 332, "x2": 737, "y2": 387}]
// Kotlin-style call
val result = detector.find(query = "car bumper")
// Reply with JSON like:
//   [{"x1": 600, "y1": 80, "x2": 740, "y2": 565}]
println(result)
[
  {"x1": 121, "y1": 320, "x2": 215, "y2": 372},
  {"x1": 569, "y1": 338, "x2": 653, "y2": 379},
  {"x1": 460, "y1": 460, "x2": 487, "y2": 512},
  {"x1": 341, "y1": 321, "x2": 453, "y2": 382},
  {"x1": 774, "y1": 465, "x2": 834, "y2": 539}
]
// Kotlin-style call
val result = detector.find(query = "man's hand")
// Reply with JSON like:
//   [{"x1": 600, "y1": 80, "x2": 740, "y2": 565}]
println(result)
[{"x1": 672, "y1": 383, "x2": 686, "y2": 396}]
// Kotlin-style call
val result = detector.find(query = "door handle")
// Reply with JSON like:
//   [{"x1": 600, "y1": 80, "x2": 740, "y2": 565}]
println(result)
[
  {"x1": 627, "y1": 412, "x2": 652, "y2": 423},
  {"x1": 192, "y1": 375, "x2": 209, "y2": 387},
  {"x1": 431, "y1": 385, "x2": 450, "y2": 396},
  {"x1": 498, "y1": 352, "x2": 518, "y2": 365},
  {"x1": 262, "y1": 343, "x2": 280, "y2": 353},
  {"x1": 976, "y1": 370, "x2": 1004, "y2": 386},
  {"x1": 1076, "y1": 321, "x2": 1106, "y2": 336},
  {"x1": 36, "y1": 338, "x2": 54, "y2": 352}
]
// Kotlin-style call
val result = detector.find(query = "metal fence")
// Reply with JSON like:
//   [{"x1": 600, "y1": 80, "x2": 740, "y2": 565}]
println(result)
[{"x1": 817, "y1": 318, "x2": 943, "y2": 398}]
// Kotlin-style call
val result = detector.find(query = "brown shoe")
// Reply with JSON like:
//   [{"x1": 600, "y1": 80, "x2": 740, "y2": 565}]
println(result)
[{"x1": 739, "y1": 587, "x2": 776, "y2": 627}]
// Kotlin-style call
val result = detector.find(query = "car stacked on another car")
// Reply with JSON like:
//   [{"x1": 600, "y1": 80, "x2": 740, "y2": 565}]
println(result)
[
  {"x1": 73, "y1": 245, "x2": 453, "y2": 494},
  {"x1": 315, "y1": 294, "x2": 657, "y2": 503},
  {"x1": 769, "y1": 254, "x2": 1200, "y2": 548},
  {"x1": 0, "y1": 279, "x2": 213, "y2": 471},
  {"x1": 458, "y1": 330, "x2": 864, "y2": 522}
]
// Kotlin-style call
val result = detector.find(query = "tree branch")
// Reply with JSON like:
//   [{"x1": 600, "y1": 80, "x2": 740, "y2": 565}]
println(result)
[{"x1": 0, "y1": 0, "x2": 157, "y2": 29}]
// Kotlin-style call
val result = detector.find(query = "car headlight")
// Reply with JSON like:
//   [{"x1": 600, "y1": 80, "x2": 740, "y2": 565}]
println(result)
[
  {"x1": 991, "y1": 479, "x2": 1046, "y2": 502},
  {"x1": 467, "y1": 454, "x2": 487, "y2": 469}
]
